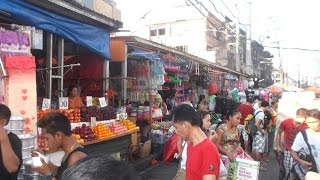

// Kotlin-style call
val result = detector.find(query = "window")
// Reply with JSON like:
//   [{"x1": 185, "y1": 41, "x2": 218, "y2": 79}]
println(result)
[
  {"x1": 276, "y1": 74, "x2": 280, "y2": 78},
  {"x1": 158, "y1": 28, "x2": 166, "y2": 35},
  {"x1": 175, "y1": 45, "x2": 188, "y2": 52},
  {"x1": 150, "y1": 29, "x2": 157, "y2": 36}
]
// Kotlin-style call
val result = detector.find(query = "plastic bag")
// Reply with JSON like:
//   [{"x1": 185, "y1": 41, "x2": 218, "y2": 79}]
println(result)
[{"x1": 163, "y1": 133, "x2": 179, "y2": 163}]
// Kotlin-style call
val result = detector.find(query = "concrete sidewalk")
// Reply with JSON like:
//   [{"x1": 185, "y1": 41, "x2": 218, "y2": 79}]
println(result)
[{"x1": 139, "y1": 161, "x2": 178, "y2": 180}]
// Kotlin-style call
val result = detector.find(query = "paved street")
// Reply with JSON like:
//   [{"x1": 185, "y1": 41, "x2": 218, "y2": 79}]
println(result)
[{"x1": 139, "y1": 151, "x2": 280, "y2": 180}]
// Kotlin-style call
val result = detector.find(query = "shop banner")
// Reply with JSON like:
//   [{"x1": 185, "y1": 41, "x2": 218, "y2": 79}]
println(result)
[{"x1": 227, "y1": 158, "x2": 260, "y2": 180}]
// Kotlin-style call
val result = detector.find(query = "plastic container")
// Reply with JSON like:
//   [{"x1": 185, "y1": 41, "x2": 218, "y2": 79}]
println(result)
[{"x1": 18, "y1": 134, "x2": 36, "y2": 148}]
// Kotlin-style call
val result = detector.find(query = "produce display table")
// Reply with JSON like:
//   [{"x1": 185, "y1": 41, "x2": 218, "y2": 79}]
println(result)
[{"x1": 83, "y1": 129, "x2": 139, "y2": 157}]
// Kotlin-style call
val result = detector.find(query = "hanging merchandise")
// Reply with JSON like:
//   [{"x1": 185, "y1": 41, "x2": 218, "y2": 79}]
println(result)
[{"x1": 208, "y1": 83, "x2": 218, "y2": 95}]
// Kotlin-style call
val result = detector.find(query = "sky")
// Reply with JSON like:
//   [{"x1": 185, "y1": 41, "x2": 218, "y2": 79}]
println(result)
[{"x1": 115, "y1": 0, "x2": 320, "y2": 83}]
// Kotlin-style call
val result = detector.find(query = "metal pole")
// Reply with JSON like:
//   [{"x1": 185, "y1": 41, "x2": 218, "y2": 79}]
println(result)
[
  {"x1": 235, "y1": 22, "x2": 240, "y2": 72},
  {"x1": 103, "y1": 60, "x2": 110, "y2": 95},
  {"x1": 121, "y1": 44, "x2": 128, "y2": 103},
  {"x1": 58, "y1": 37, "x2": 64, "y2": 97},
  {"x1": 246, "y1": 1, "x2": 252, "y2": 75},
  {"x1": 45, "y1": 33, "x2": 53, "y2": 99}
]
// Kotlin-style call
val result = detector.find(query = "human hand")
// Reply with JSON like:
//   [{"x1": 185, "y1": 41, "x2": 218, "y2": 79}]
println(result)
[
  {"x1": 31, "y1": 157, "x2": 51, "y2": 175},
  {"x1": 299, "y1": 160, "x2": 313, "y2": 170},
  {"x1": 276, "y1": 147, "x2": 283, "y2": 155},
  {"x1": 32, "y1": 148, "x2": 45, "y2": 157},
  {"x1": 227, "y1": 152, "x2": 236, "y2": 161},
  {"x1": 0, "y1": 126, "x2": 8, "y2": 143}
]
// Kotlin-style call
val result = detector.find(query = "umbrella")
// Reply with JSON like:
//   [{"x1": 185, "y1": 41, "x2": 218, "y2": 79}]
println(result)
[{"x1": 268, "y1": 84, "x2": 284, "y2": 94}]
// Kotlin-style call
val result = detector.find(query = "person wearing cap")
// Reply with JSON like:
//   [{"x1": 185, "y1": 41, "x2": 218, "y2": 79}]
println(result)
[{"x1": 155, "y1": 93, "x2": 168, "y2": 116}]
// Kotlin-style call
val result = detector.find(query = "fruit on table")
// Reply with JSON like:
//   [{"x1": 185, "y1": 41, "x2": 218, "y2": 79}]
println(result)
[
  {"x1": 72, "y1": 133, "x2": 84, "y2": 144},
  {"x1": 72, "y1": 124, "x2": 97, "y2": 142},
  {"x1": 121, "y1": 119, "x2": 137, "y2": 130},
  {"x1": 81, "y1": 107, "x2": 102, "y2": 122},
  {"x1": 109, "y1": 122, "x2": 128, "y2": 135},
  {"x1": 93, "y1": 123, "x2": 114, "y2": 139},
  {"x1": 61, "y1": 109, "x2": 81, "y2": 123}
]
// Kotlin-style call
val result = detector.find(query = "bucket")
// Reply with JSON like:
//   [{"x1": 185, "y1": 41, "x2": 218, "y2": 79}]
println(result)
[
  {"x1": 10, "y1": 129, "x2": 24, "y2": 135},
  {"x1": 18, "y1": 134, "x2": 36, "y2": 149},
  {"x1": 22, "y1": 146, "x2": 34, "y2": 159},
  {"x1": 9, "y1": 115, "x2": 24, "y2": 129}
]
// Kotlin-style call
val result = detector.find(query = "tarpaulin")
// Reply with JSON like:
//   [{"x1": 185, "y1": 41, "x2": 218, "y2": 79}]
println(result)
[{"x1": 0, "y1": 0, "x2": 110, "y2": 59}]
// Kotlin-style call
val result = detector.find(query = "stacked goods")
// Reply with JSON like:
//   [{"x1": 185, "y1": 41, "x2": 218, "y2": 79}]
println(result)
[
  {"x1": 72, "y1": 133, "x2": 84, "y2": 144},
  {"x1": 81, "y1": 107, "x2": 101, "y2": 122},
  {"x1": 100, "y1": 106, "x2": 116, "y2": 120},
  {"x1": 61, "y1": 109, "x2": 81, "y2": 123},
  {"x1": 72, "y1": 124, "x2": 97, "y2": 142},
  {"x1": 109, "y1": 122, "x2": 128, "y2": 135},
  {"x1": 38, "y1": 109, "x2": 81, "y2": 123},
  {"x1": 121, "y1": 119, "x2": 138, "y2": 131},
  {"x1": 93, "y1": 123, "x2": 114, "y2": 139}
]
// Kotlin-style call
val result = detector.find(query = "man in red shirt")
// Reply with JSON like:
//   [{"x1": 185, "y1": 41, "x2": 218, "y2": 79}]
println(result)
[
  {"x1": 171, "y1": 104, "x2": 220, "y2": 180},
  {"x1": 238, "y1": 99, "x2": 254, "y2": 125},
  {"x1": 276, "y1": 108, "x2": 308, "y2": 179}
]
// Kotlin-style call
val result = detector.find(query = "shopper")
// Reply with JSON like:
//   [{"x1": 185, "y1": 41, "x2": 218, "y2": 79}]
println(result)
[
  {"x1": 68, "y1": 85, "x2": 84, "y2": 109},
  {"x1": 269, "y1": 100, "x2": 278, "y2": 152},
  {"x1": 262, "y1": 109, "x2": 272, "y2": 161},
  {"x1": 171, "y1": 104, "x2": 220, "y2": 180},
  {"x1": 251, "y1": 100, "x2": 269, "y2": 171},
  {"x1": 291, "y1": 109, "x2": 320, "y2": 179},
  {"x1": 0, "y1": 104, "x2": 22, "y2": 180},
  {"x1": 237, "y1": 99, "x2": 254, "y2": 151},
  {"x1": 32, "y1": 112, "x2": 87, "y2": 180},
  {"x1": 61, "y1": 155, "x2": 139, "y2": 180},
  {"x1": 276, "y1": 108, "x2": 308, "y2": 179},
  {"x1": 216, "y1": 111, "x2": 242, "y2": 161},
  {"x1": 197, "y1": 95, "x2": 209, "y2": 112}
]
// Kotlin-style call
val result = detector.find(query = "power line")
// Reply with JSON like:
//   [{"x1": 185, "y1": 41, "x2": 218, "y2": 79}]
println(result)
[
  {"x1": 263, "y1": 46, "x2": 320, "y2": 52},
  {"x1": 213, "y1": 0, "x2": 239, "y2": 22}
]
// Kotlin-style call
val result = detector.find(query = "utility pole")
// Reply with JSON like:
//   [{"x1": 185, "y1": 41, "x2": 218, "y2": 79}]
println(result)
[
  {"x1": 245, "y1": 1, "x2": 253, "y2": 75},
  {"x1": 235, "y1": 22, "x2": 240, "y2": 72}
]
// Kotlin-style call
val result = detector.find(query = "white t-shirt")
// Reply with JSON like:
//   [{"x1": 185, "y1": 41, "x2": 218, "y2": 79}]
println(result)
[
  {"x1": 291, "y1": 129, "x2": 320, "y2": 173},
  {"x1": 254, "y1": 108, "x2": 265, "y2": 129},
  {"x1": 180, "y1": 141, "x2": 188, "y2": 170}
]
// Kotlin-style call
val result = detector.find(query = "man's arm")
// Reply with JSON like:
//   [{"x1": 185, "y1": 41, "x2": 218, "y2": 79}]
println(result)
[
  {"x1": 255, "y1": 119, "x2": 264, "y2": 135},
  {"x1": 276, "y1": 128, "x2": 283, "y2": 153},
  {"x1": 203, "y1": 174, "x2": 216, "y2": 180},
  {"x1": 0, "y1": 128, "x2": 20, "y2": 173}
]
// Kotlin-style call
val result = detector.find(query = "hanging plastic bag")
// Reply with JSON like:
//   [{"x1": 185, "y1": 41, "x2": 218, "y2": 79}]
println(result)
[{"x1": 163, "y1": 133, "x2": 179, "y2": 163}]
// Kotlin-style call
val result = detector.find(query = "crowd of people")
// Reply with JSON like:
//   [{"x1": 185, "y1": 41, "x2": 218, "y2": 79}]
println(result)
[{"x1": 1, "y1": 92, "x2": 320, "y2": 180}]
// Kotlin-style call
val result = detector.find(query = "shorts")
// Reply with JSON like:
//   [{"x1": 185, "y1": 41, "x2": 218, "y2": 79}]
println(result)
[{"x1": 252, "y1": 132, "x2": 265, "y2": 153}]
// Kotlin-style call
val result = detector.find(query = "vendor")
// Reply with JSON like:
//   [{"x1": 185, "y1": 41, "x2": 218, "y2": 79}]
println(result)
[
  {"x1": 155, "y1": 93, "x2": 168, "y2": 116},
  {"x1": 68, "y1": 85, "x2": 84, "y2": 109}
]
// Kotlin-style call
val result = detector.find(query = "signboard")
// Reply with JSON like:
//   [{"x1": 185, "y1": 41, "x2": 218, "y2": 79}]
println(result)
[
  {"x1": 42, "y1": 98, "x2": 51, "y2": 110},
  {"x1": 227, "y1": 158, "x2": 260, "y2": 180},
  {"x1": 59, "y1": 97, "x2": 68, "y2": 109},
  {"x1": 86, "y1": 96, "x2": 93, "y2": 107},
  {"x1": 98, "y1": 97, "x2": 107, "y2": 107},
  {"x1": 90, "y1": 117, "x2": 96, "y2": 129}
]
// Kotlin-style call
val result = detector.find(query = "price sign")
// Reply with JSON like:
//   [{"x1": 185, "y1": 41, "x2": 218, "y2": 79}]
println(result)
[
  {"x1": 42, "y1": 98, "x2": 51, "y2": 110},
  {"x1": 86, "y1": 96, "x2": 93, "y2": 107},
  {"x1": 59, "y1": 97, "x2": 68, "y2": 109},
  {"x1": 98, "y1": 97, "x2": 107, "y2": 108},
  {"x1": 90, "y1": 117, "x2": 96, "y2": 129}
]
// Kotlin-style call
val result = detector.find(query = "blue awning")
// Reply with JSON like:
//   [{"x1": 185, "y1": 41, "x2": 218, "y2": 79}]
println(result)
[{"x1": 0, "y1": 0, "x2": 110, "y2": 59}]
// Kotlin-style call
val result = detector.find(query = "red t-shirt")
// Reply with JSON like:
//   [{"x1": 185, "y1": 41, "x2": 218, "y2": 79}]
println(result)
[
  {"x1": 279, "y1": 119, "x2": 308, "y2": 150},
  {"x1": 186, "y1": 138, "x2": 220, "y2": 180},
  {"x1": 238, "y1": 104, "x2": 254, "y2": 125}
]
